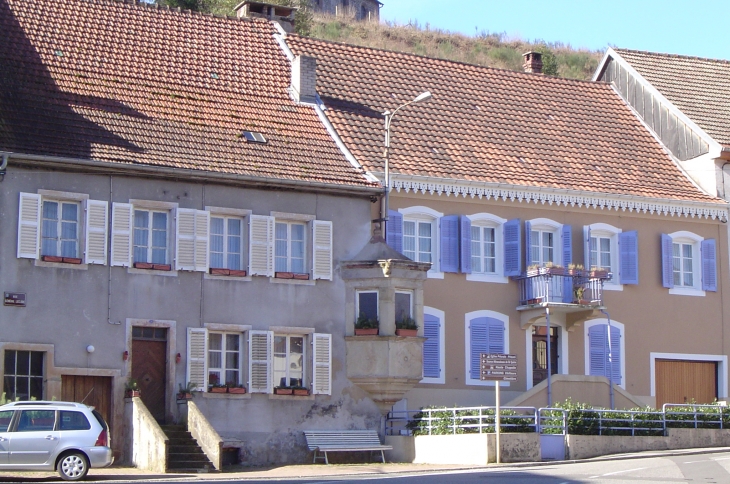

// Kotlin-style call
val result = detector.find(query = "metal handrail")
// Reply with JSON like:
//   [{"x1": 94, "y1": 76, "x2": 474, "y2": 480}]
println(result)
[{"x1": 385, "y1": 406, "x2": 538, "y2": 436}]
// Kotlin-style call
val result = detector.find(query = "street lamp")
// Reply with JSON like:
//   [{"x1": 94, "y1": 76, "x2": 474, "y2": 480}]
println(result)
[{"x1": 381, "y1": 91, "x2": 432, "y2": 239}]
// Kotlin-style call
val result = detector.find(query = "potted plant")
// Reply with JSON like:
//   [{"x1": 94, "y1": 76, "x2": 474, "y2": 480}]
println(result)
[
  {"x1": 124, "y1": 378, "x2": 140, "y2": 398},
  {"x1": 177, "y1": 382, "x2": 196, "y2": 401},
  {"x1": 526, "y1": 264, "x2": 540, "y2": 277},
  {"x1": 544, "y1": 262, "x2": 565, "y2": 275},
  {"x1": 573, "y1": 285, "x2": 590, "y2": 305},
  {"x1": 227, "y1": 383, "x2": 247, "y2": 394},
  {"x1": 208, "y1": 374, "x2": 227, "y2": 393},
  {"x1": 589, "y1": 266, "x2": 609, "y2": 279},
  {"x1": 354, "y1": 312, "x2": 379, "y2": 336},
  {"x1": 567, "y1": 263, "x2": 584, "y2": 276},
  {"x1": 395, "y1": 315, "x2": 418, "y2": 337},
  {"x1": 274, "y1": 386, "x2": 293, "y2": 395},
  {"x1": 291, "y1": 386, "x2": 310, "y2": 396}
]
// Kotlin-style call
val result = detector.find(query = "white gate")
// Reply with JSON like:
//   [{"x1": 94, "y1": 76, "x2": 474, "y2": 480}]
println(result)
[{"x1": 539, "y1": 408, "x2": 566, "y2": 461}]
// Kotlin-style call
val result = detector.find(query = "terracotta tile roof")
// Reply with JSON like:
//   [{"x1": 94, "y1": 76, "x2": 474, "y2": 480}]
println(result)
[
  {"x1": 0, "y1": 0, "x2": 375, "y2": 188},
  {"x1": 614, "y1": 48, "x2": 730, "y2": 147},
  {"x1": 287, "y1": 36, "x2": 722, "y2": 204}
]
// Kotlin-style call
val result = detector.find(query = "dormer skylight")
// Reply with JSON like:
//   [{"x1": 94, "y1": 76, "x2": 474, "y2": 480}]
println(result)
[{"x1": 243, "y1": 131, "x2": 267, "y2": 143}]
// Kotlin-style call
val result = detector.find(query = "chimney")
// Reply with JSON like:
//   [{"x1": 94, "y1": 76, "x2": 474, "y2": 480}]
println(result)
[
  {"x1": 523, "y1": 51, "x2": 543, "y2": 74},
  {"x1": 235, "y1": 1, "x2": 296, "y2": 33},
  {"x1": 291, "y1": 55, "x2": 317, "y2": 104}
]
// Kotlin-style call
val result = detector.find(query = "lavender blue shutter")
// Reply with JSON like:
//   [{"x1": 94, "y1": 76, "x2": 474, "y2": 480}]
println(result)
[
  {"x1": 423, "y1": 314, "x2": 440, "y2": 378},
  {"x1": 503, "y1": 219, "x2": 521, "y2": 276},
  {"x1": 609, "y1": 325, "x2": 621, "y2": 385},
  {"x1": 469, "y1": 317, "x2": 488, "y2": 379},
  {"x1": 524, "y1": 221, "x2": 533, "y2": 266},
  {"x1": 583, "y1": 226, "x2": 591, "y2": 269},
  {"x1": 619, "y1": 231, "x2": 639, "y2": 285},
  {"x1": 661, "y1": 234, "x2": 674, "y2": 288},
  {"x1": 588, "y1": 325, "x2": 607, "y2": 377},
  {"x1": 440, "y1": 215, "x2": 459, "y2": 273},
  {"x1": 460, "y1": 215, "x2": 472, "y2": 274},
  {"x1": 701, "y1": 239, "x2": 717, "y2": 292},
  {"x1": 487, "y1": 318, "x2": 505, "y2": 354},
  {"x1": 562, "y1": 224, "x2": 573, "y2": 302},
  {"x1": 386, "y1": 210, "x2": 403, "y2": 254}
]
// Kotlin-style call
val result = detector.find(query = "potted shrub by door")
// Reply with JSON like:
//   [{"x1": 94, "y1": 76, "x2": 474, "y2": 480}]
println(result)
[
  {"x1": 125, "y1": 378, "x2": 140, "y2": 398},
  {"x1": 395, "y1": 316, "x2": 419, "y2": 337},
  {"x1": 354, "y1": 313, "x2": 379, "y2": 336},
  {"x1": 177, "y1": 382, "x2": 197, "y2": 401}
]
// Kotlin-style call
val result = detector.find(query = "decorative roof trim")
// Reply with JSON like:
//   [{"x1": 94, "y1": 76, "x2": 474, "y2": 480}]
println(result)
[
  {"x1": 388, "y1": 175, "x2": 728, "y2": 221},
  {"x1": 594, "y1": 48, "x2": 721, "y2": 155}
]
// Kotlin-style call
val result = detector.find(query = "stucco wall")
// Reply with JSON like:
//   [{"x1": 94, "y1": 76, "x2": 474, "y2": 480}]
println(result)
[
  {"x1": 406, "y1": 433, "x2": 540, "y2": 464},
  {"x1": 131, "y1": 397, "x2": 168, "y2": 473}
]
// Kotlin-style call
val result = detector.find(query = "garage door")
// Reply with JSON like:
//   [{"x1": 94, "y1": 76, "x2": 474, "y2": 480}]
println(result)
[
  {"x1": 61, "y1": 375, "x2": 112, "y2": 426},
  {"x1": 655, "y1": 360, "x2": 717, "y2": 408}
]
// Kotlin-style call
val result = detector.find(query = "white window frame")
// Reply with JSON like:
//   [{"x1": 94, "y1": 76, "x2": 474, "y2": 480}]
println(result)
[
  {"x1": 464, "y1": 310, "x2": 510, "y2": 387},
  {"x1": 209, "y1": 215, "x2": 245, "y2": 271},
  {"x1": 273, "y1": 332, "x2": 308, "y2": 389},
  {"x1": 270, "y1": 212, "x2": 316, "y2": 284},
  {"x1": 585, "y1": 223, "x2": 622, "y2": 291},
  {"x1": 207, "y1": 331, "x2": 244, "y2": 388},
  {"x1": 206, "y1": 207, "x2": 251, "y2": 280},
  {"x1": 395, "y1": 290, "x2": 413, "y2": 321},
  {"x1": 421, "y1": 307, "x2": 445, "y2": 384},
  {"x1": 650, "y1": 352, "x2": 728, "y2": 401},
  {"x1": 668, "y1": 231, "x2": 705, "y2": 297},
  {"x1": 399, "y1": 206, "x2": 443, "y2": 278},
  {"x1": 132, "y1": 208, "x2": 171, "y2": 265},
  {"x1": 40, "y1": 199, "x2": 81, "y2": 259},
  {"x1": 584, "y1": 319, "x2": 626, "y2": 389},
  {"x1": 527, "y1": 218, "x2": 562, "y2": 266},
  {"x1": 356, "y1": 290, "x2": 379, "y2": 321},
  {"x1": 467, "y1": 213, "x2": 507, "y2": 283}
]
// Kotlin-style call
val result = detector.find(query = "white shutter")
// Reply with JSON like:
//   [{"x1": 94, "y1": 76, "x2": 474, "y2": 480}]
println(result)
[
  {"x1": 248, "y1": 330, "x2": 273, "y2": 393},
  {"x1": 17, "y1": 192, "x2": 40, "y2": 259},
  {"x1": 312, "y1": 333, "x2": 332, "y2": 395},
  {"x1": 194, "y1": 210, "x2": 209, "y2": 272},
  {"x1": 312, "y1": 220, "x2": 333, "y2": 281},
  {"x1": 85, "y1": 200, "x2": 108, "y2": 265},
  {"x1": 186, "y1": 328, "x2": 208, "y2": 392},
  {"x1": 249, "y1": 215, "x2": 274, "y2": 276},
  {"x1": 110, "y1": 203, "x2": 133, "y2": 267},
  {"x1": 176, "y1": 208, "x2": 196, "y2": 271}
]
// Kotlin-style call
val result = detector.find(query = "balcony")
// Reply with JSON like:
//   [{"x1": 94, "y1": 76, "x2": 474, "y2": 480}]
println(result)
[{"x1": 515, "y1": 267, "x2": 612, "y2": 330}]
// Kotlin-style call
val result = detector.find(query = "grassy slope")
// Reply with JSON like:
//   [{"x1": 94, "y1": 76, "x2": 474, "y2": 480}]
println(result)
[{"x1": 309, "y1": 14, "x2": 602, "y2": 80}]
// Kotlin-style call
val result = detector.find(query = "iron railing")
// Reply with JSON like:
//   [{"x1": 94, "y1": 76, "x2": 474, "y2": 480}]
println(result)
[{"x1": 514, "y1": 268, "x2": 612, "y2": 306}]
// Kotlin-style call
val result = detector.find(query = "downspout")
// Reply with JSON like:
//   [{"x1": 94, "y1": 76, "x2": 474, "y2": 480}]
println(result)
[
  {"x1": 600, "y1": 308, "x2": 615, "y2": 410},
  {"x1": 545, "y1": 272, "x2": 552, "y2": 407}
]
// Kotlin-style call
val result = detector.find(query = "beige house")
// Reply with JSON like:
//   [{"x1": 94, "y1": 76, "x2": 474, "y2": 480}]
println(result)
[{"x1": 287, "y1": 37, "x2": 730, "y2": 409}]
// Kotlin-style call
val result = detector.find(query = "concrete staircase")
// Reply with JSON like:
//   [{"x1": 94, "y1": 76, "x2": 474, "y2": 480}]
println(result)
[{"x1": 161, "y1": 425, "x2": 216, "y2": 473}]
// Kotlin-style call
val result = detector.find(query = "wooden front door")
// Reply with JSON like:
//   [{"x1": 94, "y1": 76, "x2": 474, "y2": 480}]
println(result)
[
  {"x1": 655, "y1": 359, "x2": 717, "y2": 407},
  {"x1": 132, "y1": 327, "x2": 168, "y2": 423},
  {"x1": 532, "y1": 326, "x2": 559, "y2": 387},
  {"x1": 61, "y1": 375, "x2": 112, "y2": 426}
]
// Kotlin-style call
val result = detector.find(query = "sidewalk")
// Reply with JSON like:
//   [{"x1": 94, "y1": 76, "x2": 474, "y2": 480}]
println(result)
[{"x1": 4, "y1": 447, "x2": 730, "y2": 482}]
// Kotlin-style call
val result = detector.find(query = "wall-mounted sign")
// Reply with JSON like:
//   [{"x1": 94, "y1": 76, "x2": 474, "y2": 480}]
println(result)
[{"x1": 4, "y1": 292, "x2": 26, "y2": 307}]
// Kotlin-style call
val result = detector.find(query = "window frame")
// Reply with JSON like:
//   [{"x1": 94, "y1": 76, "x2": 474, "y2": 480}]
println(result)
[
  {"x1": 274, "y1": 220, "x2": 307, "y2": 274},
  {"x1": 528, "y1": 218, "x2": 561, "y2": 266},
  {"x1": 395, "y1": 290, "x2": 413, "y2": 322},
  {"x1": 40, "y1": 199, "x2": 81, "y2": 259},
  {"x1": 132, "y1": 208, "x2": 170, "y2": 265},
  {"x1": 3, "y1": 350, "x2": 45, "y2": 401},
  {"x1": 399, "y1": 206, "x2": 443, "y2": 278},
  {"x1": 667, "y1": 231, "x2": 704, "y2": 297},
  {"x1": 206, "y1": 207, "x2": 251, "y2": 279},
  {"x1": 207, "y1": 331, "x2": 244, "y2": 388},
  {"x1": 467, "y1": 213, "x2": 507, "y2": 283},
  {"x1": 273, "y1": 333, "x2": 308, "y2": 389},
  {"x1": 584, "y1": 223, "x2": 622, "y2": 291},
  {"x1": 356, "y1": 290, "x2": 379, "y2": 322},
  {"x1": 209, "y1": 215, "x2": 245, "y2": 271},
  {"x1": 464, "y1": 310, "x2": 510, "y2": 387}
]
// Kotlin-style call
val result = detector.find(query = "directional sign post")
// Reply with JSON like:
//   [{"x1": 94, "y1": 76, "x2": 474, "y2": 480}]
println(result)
[{"x1": 480, "y1": 354, "x2": 518, "y2": 464}]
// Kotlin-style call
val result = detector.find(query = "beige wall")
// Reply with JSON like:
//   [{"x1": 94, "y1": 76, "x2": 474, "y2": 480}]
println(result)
[{"x1": 384, "y1": 191, "x2": 730, "y2": 409}]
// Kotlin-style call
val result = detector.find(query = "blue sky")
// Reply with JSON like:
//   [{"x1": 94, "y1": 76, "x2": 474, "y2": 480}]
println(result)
[{"x1": 380, "y1": 0, "x2": 730, "y2": 60}]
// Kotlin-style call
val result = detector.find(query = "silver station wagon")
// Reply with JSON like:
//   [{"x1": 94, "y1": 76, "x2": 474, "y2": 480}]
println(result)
[{"x1": 0, "y1": 401, "x2": 113, "y2": 480}]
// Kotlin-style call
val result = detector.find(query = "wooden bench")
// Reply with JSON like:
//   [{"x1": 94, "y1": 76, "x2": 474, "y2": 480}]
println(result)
[{"x1": 303, "y1": 430, "x2": 392, "y2": 464}]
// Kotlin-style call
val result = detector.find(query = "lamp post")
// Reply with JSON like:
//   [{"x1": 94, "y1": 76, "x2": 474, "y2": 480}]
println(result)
[{"x1": 381, "y1": 91, "x2": 432, "y2": 239}]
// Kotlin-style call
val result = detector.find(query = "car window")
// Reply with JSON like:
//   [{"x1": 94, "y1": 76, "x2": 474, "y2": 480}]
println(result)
[
  {"x1": 91, "y1": 409, "x2": 108, "y2": 430},
  {"x1": 0, "y1": 411, "x2": 13, "y2": 432},
  {"x1": 59, "y1": 411, "x2": 90, "y2": 431},
  {"x1": 16, "y1": 410, "x2": 55, "y2": 432}
]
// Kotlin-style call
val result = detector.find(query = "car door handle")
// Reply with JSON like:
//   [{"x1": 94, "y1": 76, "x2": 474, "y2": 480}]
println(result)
[
  {"x1": 0, "y1": 437, "x2": 6, "y2": 442},
  {"x1": 45, "y1": 435, "x2": 56, "y2": 441}
]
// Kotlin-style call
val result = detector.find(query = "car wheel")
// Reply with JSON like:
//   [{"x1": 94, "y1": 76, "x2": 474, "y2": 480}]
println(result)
[{"x1": 57, "y1": 451, "x2": 89, "y2": 481}]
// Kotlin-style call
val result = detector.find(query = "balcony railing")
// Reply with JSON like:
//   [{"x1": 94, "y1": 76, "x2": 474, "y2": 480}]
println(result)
[{"x1": 515, "y1": 267, "x2": 612, "y2": 307}]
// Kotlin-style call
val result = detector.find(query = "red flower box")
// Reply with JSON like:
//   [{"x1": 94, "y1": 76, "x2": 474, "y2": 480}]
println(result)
[
  {"x1": 396, "y1": 329, "x2": 418, "y2": 337},
  {"x1": 152, "y1": 264, "x2": 171, "y2": 271},
  {"x1": 41, "y1": 255, "x2": 64, "y2": 263},
  {"x1": 354, "y1": 328, "x2": 379, "y2": 336},
  {"x1": 210, "y1": 387, "x2": 227, "y2": 393},
  {"x1": 293, "y1": 273, "x2": 310, "y2": 280},
  {"x1": 62, "y1": 257, "x2": 82, "y2": 264},
  {"x1": 293, "y1": 388, "x2": 310, "y2": 396},
  {"x1": 228, "y1": 387, "x2": 246, "y2": 394},
  {"x1": 229, "y1": 270, "x2": 247, "y2": 277},
  {"x1": 134, "y1": 262, "x2": 153, "y2": 269},
  {"x1": 210, "y1": 268, "x2": 230, "y2": 275},
  {"x1": 275, "y1": 272, "x2": 294, "y2": 279},
  {"x1": 274, "y1": 387, "x2": 293, "y2": 395}
]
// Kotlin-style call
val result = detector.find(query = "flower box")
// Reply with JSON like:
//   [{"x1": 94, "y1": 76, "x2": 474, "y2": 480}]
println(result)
[
  {"x1": 133, "y1": 262, "x2": 153, "y2": 269},
  {"x1": 275, "y1": 272, "x2": 294, "y2": 279},
  {"x1": 292, "y1": 388, "x2": 310, "y2": 396},
  {"x1": 176, "y1": 392, "x2": 193, "y2": 401},
  {"x1": 293, "y1": 273, "x2": 310, "y2": 280},
  {"x1": 210, "y1": 268, "x2": 230, "y2": 275},
  {"x1": 62, "y1": 257, "x2": 82, "y2": 264},
  {"x1": 41, "y1": 255, "x2": 64, "y2": 263},
  {"x1": 152, "y1": 264, "x2": 171, "y2": 271},
  {"x1": 210, "y1": 387, "x2": 228, "y2": 393},
  {"x1": 228, "y1": 387, "x2": 246, "y2": 394},
  {"x1": 229, "y1": 270, "x2": 247, "y2": 277},
  {"x1": 395, "y1": 329, "x2": 418, "y2": 337},
  {"x1": 125, "y1": 390, "x2": 141, "y2": 398},
  {"x1": 274, "y1": 387, "x2": 293, "y2": 395},
  {"x1": 354, "y1": 328, "x2": 379, "y2": 336},
  {"x1": 590, "y1": 270, "x2": 609, "y2": 279}
]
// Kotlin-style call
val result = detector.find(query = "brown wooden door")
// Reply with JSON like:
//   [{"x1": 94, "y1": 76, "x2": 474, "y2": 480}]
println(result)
[
  {"x1": 655, "y1": 360, "x2": 717, "y2": 407},
  {"x1": 132, "y1": 339, "x2": 167, "y2": 423},
  {"x1": 61, "y1": 375, "x2": 112, "y2": 426}
]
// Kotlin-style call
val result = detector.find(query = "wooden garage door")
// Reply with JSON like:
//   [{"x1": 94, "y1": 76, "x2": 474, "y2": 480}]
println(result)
[
  {"x1": 61, "y1": 375, "x2": 112, "y2": 426},
  {"x1": 655, "y1": 360, "x2": 717, "y2": 408}
]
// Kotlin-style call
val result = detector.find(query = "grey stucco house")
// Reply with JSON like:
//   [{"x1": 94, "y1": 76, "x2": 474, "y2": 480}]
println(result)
[{"x1": 0, "y1": 0, "x2": 400, "y2": 465}]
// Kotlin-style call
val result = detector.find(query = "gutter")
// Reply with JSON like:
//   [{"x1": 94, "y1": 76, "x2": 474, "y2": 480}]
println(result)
[{"x1": 3, "y1": 152, "x2": 382, "y2": 198}]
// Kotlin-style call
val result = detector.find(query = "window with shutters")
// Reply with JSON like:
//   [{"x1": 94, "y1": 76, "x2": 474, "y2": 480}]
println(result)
[
  {"x1": 18, "y1": 191, "x2": 108, "y2": 267},
  {"x1": 663, "y1": 231, "x2": 714, "y2": 296},
  {"x1": 210, "y1": 216, "x2": 244, "y2": 272},
  {"x1": 273, "y1": 334, "x2": 306, "y2": 388},
  {"x1": 584, "y1": 320, "x2": 625, "y2": 388},
  {"x1": 421, "y1": 307, "x2": 445, "y2": 384},
  {"x1": 208, "y1": 332, "x2": 242, "y2": 388},
  {"x1": 465, "y1": 213, "x2": 508, "y2": 283},
  {"x1": 464, "y1": 310, "x2": 509, "y2": 386},
  {"x1": 275, "y1": 221, "x2": 306, "y2": 275},
  {"x1": 133, "y1": 209, "x2": 169, "y2": 267},
  {"x1": 583, "y1": 223, "x2": 624, "y2": 290},
  {"x1": 398, "y1": 206, "x2": 443, "y2": 277}
]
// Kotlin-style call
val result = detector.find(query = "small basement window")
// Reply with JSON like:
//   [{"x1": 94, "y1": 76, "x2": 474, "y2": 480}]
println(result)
[{"x1": 243, "y1": 131, "x2": 267, "y2": 143}]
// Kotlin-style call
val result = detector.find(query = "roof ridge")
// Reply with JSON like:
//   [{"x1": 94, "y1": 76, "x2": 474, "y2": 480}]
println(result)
[
  {"x1": 289, "y1": 34, "x2": 606, "y2": 87},
  {"x1": 615, "y1": 47, "x2": 730, "y2": 65},
  {"x1": 85, "y1": 0, "x2": 254, "y2": 23}
]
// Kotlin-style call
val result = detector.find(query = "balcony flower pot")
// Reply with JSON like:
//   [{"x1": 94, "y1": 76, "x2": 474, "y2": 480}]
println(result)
[
  {"x1": 395, "y1": 329, "x2": 418, "y2": 337},
  {"x1": 228, "y1": 387, "x2": 246, "y2": 394},
  {"x1": 354, "y1": 328, "x2": 379, "y2": 336},
  {"x1": 590, "y1": 270, "x2": 609, "y2": 278},
  {"x1": 274, "y1": 387, "x2": 293, "y2": 395}
]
